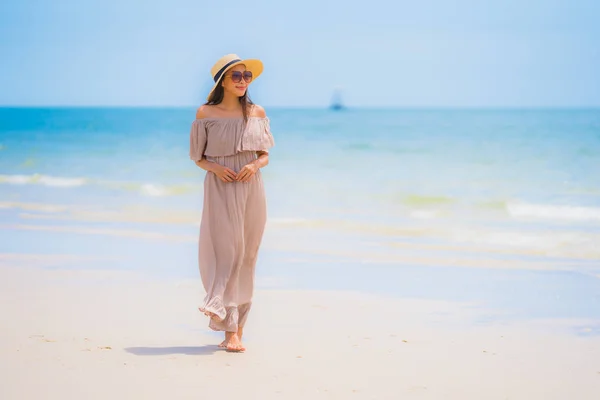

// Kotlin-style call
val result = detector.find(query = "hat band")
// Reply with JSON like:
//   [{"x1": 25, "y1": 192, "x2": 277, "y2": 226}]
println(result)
[{"x1": 213, "y1": 59, "x2": 242, "y2": 83}]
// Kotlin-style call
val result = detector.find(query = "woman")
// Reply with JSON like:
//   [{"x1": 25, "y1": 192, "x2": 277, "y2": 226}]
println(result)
[{"x1": 189, "y1": 54, "x2": 274, "y2": 352}]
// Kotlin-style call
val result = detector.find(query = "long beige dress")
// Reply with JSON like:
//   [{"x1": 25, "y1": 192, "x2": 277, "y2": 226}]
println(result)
[{"x1": 189, "y1": 116, "x2": 275, "y2": 332}]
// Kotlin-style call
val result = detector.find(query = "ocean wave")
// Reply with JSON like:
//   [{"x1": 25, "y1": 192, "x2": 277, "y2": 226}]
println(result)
[
  {"x1": 141, "y1": 184, "x2": 171, "y2": 197},
  {"x1": 507, "y1": 202, "x2": 600, "y2": 222},
  {"x1": 409, "y1": 210, "x2": 440, "y2": 219},
  {"x1": 0, "y1": 174, "x2": 87, "y2": 187},
  {"x1": 0, "y1": 201, "x2": 67, "y2": 213},
  {"x1": 449, "y1": 228, "x2": 600, "y2": 258},
  {"x1": 139, "y1": 183, "x2": 193, "y2": 197},
  {"x1": 3, "y1": 223, "x2": 196, "y2": 242},
  {"x1": 4, "y1": 200, "x2": 200, "y2": 225},
  {"x1": 452, "y1": 229, "x2": 556, "y2": 249},
  {"x1": 0, "y1": 173, "x2": 196, "y2": 197}
]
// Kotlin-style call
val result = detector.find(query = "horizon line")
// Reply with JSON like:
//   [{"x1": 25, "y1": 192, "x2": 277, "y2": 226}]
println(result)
[{"x1": 1, "y1": 105, "x2": 600, "y2": 110}]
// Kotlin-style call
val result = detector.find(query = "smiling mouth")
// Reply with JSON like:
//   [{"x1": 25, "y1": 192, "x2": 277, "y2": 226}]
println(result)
[{"x1": 236, "y1": 86, "x2": 247, "y2": 90}]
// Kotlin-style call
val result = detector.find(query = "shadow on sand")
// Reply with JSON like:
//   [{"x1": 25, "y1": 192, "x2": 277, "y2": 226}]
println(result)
[{"x1": 124, "y1": 345, "x2": 221, "y2": 356}]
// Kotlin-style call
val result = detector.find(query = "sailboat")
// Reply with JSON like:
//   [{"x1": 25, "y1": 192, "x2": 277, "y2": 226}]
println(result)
[{"x1": 330, "y1": 87, "x2": 344, "y2": 111}]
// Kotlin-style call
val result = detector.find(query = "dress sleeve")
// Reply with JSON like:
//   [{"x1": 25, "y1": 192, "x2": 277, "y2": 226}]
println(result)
[
  {"x1": 259, "y1": 117, "x2": 275, "y2": 152},
  {"x1": 240, "y1": 117, "x2": 275, "y2": 153},
  {"x1": 189, "y1": 119, "x2": 207, "y2": 161}
]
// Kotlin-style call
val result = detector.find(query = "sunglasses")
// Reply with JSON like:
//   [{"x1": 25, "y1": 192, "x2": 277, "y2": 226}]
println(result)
[{"x1": 228, "y1": 71, "x2": 253, "y2": 83}]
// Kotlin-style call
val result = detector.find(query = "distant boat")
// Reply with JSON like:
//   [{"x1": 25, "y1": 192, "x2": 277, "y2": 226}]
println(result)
[{"x1": 330, "y1": 88, "x2": 344, "y2": 111}]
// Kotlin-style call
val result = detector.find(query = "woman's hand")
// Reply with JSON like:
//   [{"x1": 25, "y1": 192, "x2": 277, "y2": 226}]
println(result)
[
  {"x1": 236, "y1": 161, "x2": 259, "y2": 182},
  {"x1": 211, "y1": 164, "x2": 237, "y2": 183}
]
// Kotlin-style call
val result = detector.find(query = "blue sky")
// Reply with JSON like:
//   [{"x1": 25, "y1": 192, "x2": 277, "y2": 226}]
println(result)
[{"x1": 1, "y1": 0, "x2": 599, "y2": 107}]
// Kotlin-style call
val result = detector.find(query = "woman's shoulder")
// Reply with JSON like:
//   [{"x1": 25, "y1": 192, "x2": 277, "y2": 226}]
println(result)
[
  {"x1": 195, "y1": 105, "x2": 214, "y2": 119},
  {"x1": 250, "y1": 104, "x2": 267, "y2": 118}
]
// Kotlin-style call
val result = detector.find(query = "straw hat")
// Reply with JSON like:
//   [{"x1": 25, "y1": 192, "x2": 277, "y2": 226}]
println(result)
[{"x1": 207, "y1": 54, "x2": 264, "y2": 101}]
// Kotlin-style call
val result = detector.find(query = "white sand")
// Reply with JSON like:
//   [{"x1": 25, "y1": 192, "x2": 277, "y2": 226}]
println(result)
[{"x1": 1, "y1": 261, "x2": 599, "y2": 400}]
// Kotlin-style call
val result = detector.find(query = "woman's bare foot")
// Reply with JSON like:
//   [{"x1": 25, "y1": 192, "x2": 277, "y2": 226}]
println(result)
[
  {"x1": 225, "y1": 332, "x2": 245, "y2": 352},
  {"x1": 219, "y1": 326, "x2": 245, "y2": 349}
]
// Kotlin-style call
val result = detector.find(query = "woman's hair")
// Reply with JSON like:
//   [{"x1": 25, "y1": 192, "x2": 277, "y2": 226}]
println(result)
[{"x1": 204, "y1": 74, "x2": 254, "y2": 123}]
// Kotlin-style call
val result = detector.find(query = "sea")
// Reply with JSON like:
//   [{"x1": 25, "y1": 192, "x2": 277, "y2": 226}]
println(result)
[{"x1": 1, "y1": 107, "x2": 599, "y2": 323}]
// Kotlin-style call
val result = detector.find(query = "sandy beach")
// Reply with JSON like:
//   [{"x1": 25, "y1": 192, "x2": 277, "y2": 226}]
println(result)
[
  {"x1": 1, "y1": 256, "x2": 599, "y2": 400},
  {"x1": 2, "y1": 2, "x2": 600, "y2": 396}
]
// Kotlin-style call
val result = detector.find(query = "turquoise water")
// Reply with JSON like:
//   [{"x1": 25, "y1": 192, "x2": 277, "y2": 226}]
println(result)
[{"x1": 1, "y1": 107, "x2": 599, "y2": 320}]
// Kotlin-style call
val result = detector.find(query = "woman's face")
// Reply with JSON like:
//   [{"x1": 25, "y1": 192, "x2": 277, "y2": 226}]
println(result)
[{"x1": 221, "y1": 64, "x2": 253, "y2": 97}]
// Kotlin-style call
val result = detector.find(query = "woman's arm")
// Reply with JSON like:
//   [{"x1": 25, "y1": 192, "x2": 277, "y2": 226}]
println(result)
[
  {"x1": 195, "y1": 157, "x2": 217, "y2": 173},
  {"x1": 194, "y1": 106, "x2": 237, "y2": 182},
  {"x1": 253, "y1": 151, "x2": 269, "y2": 169}
]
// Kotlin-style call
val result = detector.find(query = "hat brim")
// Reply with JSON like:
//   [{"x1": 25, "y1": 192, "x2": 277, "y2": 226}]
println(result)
[{"x1": 206, "y1": 59, "x2": 264, "y2": 101}]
